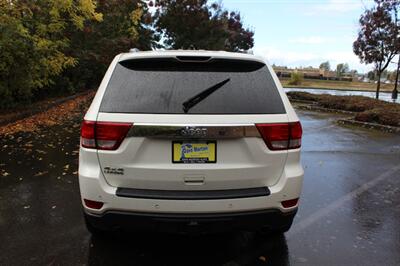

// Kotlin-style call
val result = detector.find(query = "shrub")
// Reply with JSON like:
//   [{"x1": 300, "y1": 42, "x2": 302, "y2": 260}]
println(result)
[
  {"x1": 355, "y1": 107, "x2": 400, "y2": 127},
  {"x1": 287, "y1": 91, "x2": 319, "y2": 101},
  {"x1": 317, "y1": 95, "x2": 381, "y2": 112},
  {"x1": 288, "y1": 72, "x2": 304, "y2": 85},
  {"x1": 287, "y1": 91, "x2": 400, "y2": 127}
]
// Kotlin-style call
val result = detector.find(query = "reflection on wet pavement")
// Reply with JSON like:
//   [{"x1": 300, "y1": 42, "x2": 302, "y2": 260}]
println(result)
[{"x1": 1, "y1": 109, "x2": 400, "y2": 265}]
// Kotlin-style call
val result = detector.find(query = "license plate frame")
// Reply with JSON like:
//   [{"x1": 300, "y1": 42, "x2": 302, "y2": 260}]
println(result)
[{"x1": 172, "y1": 141, "x2": 217, "y2": 164}]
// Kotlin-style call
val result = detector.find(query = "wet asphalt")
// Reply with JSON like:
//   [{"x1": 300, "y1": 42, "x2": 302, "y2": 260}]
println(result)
[{"x1": 0, "y1": 109, "x2": 399, "y2": 266}]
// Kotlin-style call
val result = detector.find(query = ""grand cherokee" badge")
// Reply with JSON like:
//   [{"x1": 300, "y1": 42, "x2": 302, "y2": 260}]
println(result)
[{"x1": 103, "y1": 167, "x2": 124, "y2": 175}]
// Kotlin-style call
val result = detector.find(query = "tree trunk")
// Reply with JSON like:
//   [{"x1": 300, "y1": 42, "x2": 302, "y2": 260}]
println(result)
[
  {"x1": 376, "y1": 70, "x2": 381, "y2": 99},
  {"x1": 392, "y1": 55, "x2": 400, "y2": 101}
]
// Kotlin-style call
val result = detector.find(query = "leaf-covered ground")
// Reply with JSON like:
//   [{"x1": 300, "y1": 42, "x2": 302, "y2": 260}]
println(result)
[
  {"x1": 0, "y1": 91, "x2": 95, "y2": 135},
  {"x1": 0, "y1": 92, "x2": 94, "y2": 181}
]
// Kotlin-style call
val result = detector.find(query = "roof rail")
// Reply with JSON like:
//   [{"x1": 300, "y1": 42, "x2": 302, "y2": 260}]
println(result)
[{"x1": 129, "y1": 48, "x2": 140, "y2": 53}]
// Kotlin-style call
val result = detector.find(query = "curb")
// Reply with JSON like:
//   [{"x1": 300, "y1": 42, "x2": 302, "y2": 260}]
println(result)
[
  {"x1": 288, "y1": 99, "x2": 316, "y2": 104},
  {"x1": 291, "y1": 101, "x2": 400, "y2": 134},
  {"x1": 293, "y1": 103, "x2": 355, "y2": 115},
  {"x1": 337, "y1": 118, "x2": 400, "y2": 134}
]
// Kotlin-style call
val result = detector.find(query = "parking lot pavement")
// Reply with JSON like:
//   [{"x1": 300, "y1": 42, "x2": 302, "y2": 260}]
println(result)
[{"x1": 1, "y1": 109, "x2": 399, "y2": 266}]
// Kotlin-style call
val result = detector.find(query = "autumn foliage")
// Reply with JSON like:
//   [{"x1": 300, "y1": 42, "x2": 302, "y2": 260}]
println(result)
[
  {"x1": 153, "y1": 0, "x2": 254, "y2": 51},
  {"x1": 0, "y1": 0, "x2": 254, "y2": 109},
  {"x1": 353, "y1": 0, "x2": 400, "y2": 99}
]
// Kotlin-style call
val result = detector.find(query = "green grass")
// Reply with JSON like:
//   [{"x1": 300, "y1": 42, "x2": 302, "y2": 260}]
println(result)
[{"x1": 280, "y1": 78, "x2": 394, "y2": 92}]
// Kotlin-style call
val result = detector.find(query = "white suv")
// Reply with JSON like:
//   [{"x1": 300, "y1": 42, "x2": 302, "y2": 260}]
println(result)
[{"x1": 79, "y1": 50, "x2": 304, "y2": 234}]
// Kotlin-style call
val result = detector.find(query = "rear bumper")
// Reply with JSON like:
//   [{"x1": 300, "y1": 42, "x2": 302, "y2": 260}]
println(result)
[
  {"x1": 79, "y1": 167, "x2": 303, "y2": 215},
  {"x1": 79, "y1": 146, "x2": 304, "y2": 216},
  {"x1": 84, "y1": 208, "x2": 297, "y2": 233}
]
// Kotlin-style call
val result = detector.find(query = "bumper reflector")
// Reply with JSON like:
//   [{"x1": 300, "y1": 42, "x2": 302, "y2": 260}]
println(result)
[
  {"x1": 281, "y1": 198, "x2": 299, "y2": 208},
  {"x1": 84, "y1": 199, "x2": 104, "y2": 209}
]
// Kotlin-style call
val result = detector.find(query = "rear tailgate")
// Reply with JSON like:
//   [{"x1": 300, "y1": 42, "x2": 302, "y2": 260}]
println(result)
[
  {"x1": 96, "y1": 114, "x2": 289, "y2": 190},
  {"x1": 95, "y1": 56, "x2": 289, "y2": 191}
]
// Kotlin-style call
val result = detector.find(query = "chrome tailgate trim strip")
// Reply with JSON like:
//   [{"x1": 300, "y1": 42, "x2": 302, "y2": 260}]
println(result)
[{"x1": 128, "y1": 125, "x2": 261, "y2": 139}]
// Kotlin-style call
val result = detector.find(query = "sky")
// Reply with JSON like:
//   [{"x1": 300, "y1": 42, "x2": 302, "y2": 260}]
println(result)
[{"x1": 222, "y1": 0, "x2": 391, "y2": 73}]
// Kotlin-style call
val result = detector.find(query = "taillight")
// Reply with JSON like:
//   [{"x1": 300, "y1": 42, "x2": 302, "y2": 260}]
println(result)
[
  {"x1": 81, "y1": 120, "x2": 96, "y2": 148},
  {"x1": 95, "y1": 122, "x2": 132, "y2": 150},
  {"x1": 288, "y1": 121, "x2": 302, "y2": 149},
  {"x1": 81, "y1": 120, "x2": 132, "y2": 150},
  {"x1": 256, "y1": 121, "x2": 302, "y2": 150}
]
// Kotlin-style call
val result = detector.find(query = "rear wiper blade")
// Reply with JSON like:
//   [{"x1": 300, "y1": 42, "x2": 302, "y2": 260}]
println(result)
[{"x1": 182, "y1": 78, "x2": 230, "y2": 113}]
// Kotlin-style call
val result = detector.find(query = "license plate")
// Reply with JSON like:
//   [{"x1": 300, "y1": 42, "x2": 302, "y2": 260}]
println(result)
[{"x1": 172, "y1": 141, "x2": 216, "y2": 163}]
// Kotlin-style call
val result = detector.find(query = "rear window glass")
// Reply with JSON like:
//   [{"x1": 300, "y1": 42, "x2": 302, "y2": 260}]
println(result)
[{"x1": 99, "y1": 58, "x2": 285, "y2": 114}]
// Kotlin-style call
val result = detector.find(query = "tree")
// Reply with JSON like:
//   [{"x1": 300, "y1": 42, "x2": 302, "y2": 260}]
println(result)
[
  {"x1": 382, "y1": 69, "x2": 389, "y2": 79},
  {"x1": 152, "y1": 0, "x2": 254, "y2": 51},
  {"x1": 56, "y1": 0, "x2": 158, "y2": 92},
  {"x1": 387, "y1": 70, "x2": 396, "y2": 82},
  {"x1": 288, "y1": 72, "x2": 303, "y2": 85},
  {"x1": 336, "y1": 63, "x2": 349, "y2": 78},
  {"x1": 383, "y1": 0, "x2": 400, "y2": 100},
  {"x1": 0, "y1": 0, "x2": 256, "y2": 108},
  {"x1": 319, "y1": 61, "x2": 331, "y2": 71},
  {"x1": 367, "y1": 70, "x2": 376, "y2": 81},
  {"x1": 393, "y1": 55, "x2": 400, "y2": 101},
  {"x1": 353, "y1": 0, "x2": 400, "y2": 99},
  {"x1": 0, "y1": 0, "x2": 102, "y2": 108}
]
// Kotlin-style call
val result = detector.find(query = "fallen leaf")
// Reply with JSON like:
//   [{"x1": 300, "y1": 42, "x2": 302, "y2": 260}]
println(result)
[{"x1": 34, "y1": 171, "x2": 48, "y2": 177}]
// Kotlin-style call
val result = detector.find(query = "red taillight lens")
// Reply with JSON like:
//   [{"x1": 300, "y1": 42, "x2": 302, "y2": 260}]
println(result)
[
  {"x1": 95, "y1": 122, "x2": 132, "y2": 150},
  {"x1": 281, "y1": 198, "x2": 299, "y2": 208},
  {"x1": 256, "y1": 121, "x2": 302, "y2": 150},
  {"x1": 81, "y1": 120, "x2": 132, "y2": 150},
  {"x1": 289, "y1": 121, "x2": 302, "y2": 149},
  {"x1": 81, "y1": 120, "x2": 96, "y2": 149},
  {"x1": 256, "y1": 123, "x2": 290, "y2": 150},
  {"x1": 84, "y1": 199, "x2": 104, "y2": 209}
]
